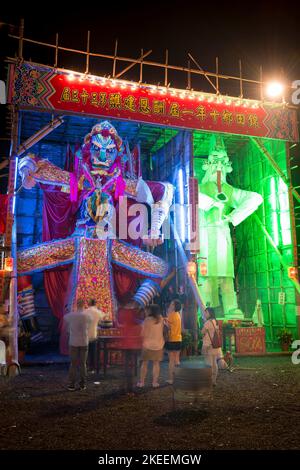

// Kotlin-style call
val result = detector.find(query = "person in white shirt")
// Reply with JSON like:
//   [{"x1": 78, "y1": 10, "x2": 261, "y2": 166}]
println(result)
[
  {"x1": 84, "y1": 299, "x2": 105, "y2": 372},
  {"x1": 137, "y1": 304, "x2": 164, "y2": 388},
  {"x1": 64, "y1": 299, "x2": 92, "y2": 391}
]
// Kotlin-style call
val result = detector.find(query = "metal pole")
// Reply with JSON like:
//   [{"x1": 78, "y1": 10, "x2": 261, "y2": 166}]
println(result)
[{"x1": 85, "y1": 30, "x2": 90, "y2": 74}]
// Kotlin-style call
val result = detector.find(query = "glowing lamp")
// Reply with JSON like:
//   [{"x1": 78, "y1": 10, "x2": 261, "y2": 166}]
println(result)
[
  {"x1": 4, "y1": 257, "x2": 13, "y2": 272},
  {"x1": 288, "y1": 266, "x2": 298, "y2": 280},
  {"x1": 266, "y1": 81, "x2": 284, "y2": 98},
  {"x1": 67, "y1": 73, "x2": 75, "y2": 81},
  {"x1": 187, "y1": 261, "x2": 197, "y2": 277},
  {"x1": 199, "y1": 262, "x2": 207, "y2": 276}
]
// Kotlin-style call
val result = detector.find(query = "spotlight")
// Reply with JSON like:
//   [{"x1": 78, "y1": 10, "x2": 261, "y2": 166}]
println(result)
[{"x1": 266, "y1": 81, "x2": 284, "y2": 98}]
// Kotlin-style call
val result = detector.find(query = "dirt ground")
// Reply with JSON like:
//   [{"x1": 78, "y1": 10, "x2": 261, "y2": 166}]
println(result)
[{"x1": 0, "y1": 356, "x2": 299, "y2": 450}]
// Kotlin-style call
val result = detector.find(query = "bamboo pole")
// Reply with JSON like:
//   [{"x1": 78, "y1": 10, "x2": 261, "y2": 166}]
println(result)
[
  {"x1": 187, "y1": 59, "x2": 191, "y2": 90},
  {"x1": 239, "y1": 59, "x2": 243, "y2": 98},
  {"x1": 115, "y1": 50, "x2": 152, "y2": 79},
  {"x1": 17, "y1": 116, "x2": 64, "y2": 156},
  {"x1": 250, "y1": 137, "x2": 300, "y2": 204},
  {"x1": 112, "y1": 39, "x2": 118, "y2": 78},
  {"x1": 54, "y1": 33, "x2": 59, "y2": 68},
  {"x1": 85, "y1": 30, "x2": 90, "y2": 74},
  {"x1": 216, "y1": 57, "x2": 219, "y2": 94},
  {"x1": 164, "y1": 49, "x2": 168, "y2": 88},
  {"x1": 188, "y1": 53, "x2": 218, "y2": 94},
  {"x1": 253, "y1": 214, "x2": 300, "y2": 295},
  {"x1": 7, "y1": 109, "x2": 20, "y2": 375},
  {"x1": 8, "y1": 34, "x2": 270, "y2": 86},
  {"x1": 18, "y1": 19, "x2": 24, "y2": 59},
  {"x1": 139, "y1": 49, "x2": 143, "y2": 83},
  {"x1": 285, "y1": 142, "x2": 300, "y2": 339},
  {"x1": 260, "y1": 65, "x2": 264, "y2": 101}
]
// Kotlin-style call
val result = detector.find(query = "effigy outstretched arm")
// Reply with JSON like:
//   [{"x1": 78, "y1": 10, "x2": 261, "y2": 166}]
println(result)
[
  {"x1": 17, "y1": 238, "x2": 75, "y2": 275},
  {"x1": 111, "y1": 239, "x2": 169, "y2": 307},
  {"x1": 18, "y1": 154, "x2": 71, "y2": 190},
  {"x1": 142, "y1": 181, "x2": 174, "y2": 245},
  {"x1": 228, "y1": 188, "x2": 263, "y2": 226}
]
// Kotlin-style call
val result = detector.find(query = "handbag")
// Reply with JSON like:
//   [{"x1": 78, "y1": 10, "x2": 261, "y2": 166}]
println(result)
[
  {"x1": 207, "y1": 320, "x2": 222, "y2": 349},
  {"x1": 163, "y1": 322, "x2": 170, "y2": 342}
]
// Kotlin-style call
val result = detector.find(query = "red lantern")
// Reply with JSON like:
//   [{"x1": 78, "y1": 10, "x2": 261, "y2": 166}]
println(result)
[
  {"x1": 200, "y1": 262, "x2": 207, "y2": 276},
  {"x1": 288, "y1": 266, "x2": 298, "y2": 280},
  {"x1": 186, "y1": 261, "x2": 197, "y2": 277},
  {"x1": 4, "y1": 257, "x2": 13, "y2": 272}
]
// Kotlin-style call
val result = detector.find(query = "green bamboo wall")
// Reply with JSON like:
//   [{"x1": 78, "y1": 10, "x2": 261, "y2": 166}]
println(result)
[{"x1": 193, "y1": 132, "x2": 298, "y2": 350}]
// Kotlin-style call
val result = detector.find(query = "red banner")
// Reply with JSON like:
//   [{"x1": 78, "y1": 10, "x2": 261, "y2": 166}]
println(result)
[
  {"x1": 8, "y1": 62, "x2": 299, "y2": 142},
  {"x1": 235, "y1": 327, "x2": 266, "y2": 355}
]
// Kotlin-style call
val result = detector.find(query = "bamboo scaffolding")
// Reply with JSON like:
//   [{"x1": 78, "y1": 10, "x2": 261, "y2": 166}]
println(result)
[
  {"x1": 8, "y1": 32, "x2": 285, "y2": 92},
  {"x1": 250, "y1": 137, "x2": 300, "y2": 204},
  {"x1": 17, "y1": 117, "x2": 64, "y2": 156},
  {"x1": 253, "y1": 214, "x2": 300, "y2": 295}
]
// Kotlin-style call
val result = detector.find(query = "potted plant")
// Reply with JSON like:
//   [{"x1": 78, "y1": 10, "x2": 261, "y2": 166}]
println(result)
[
  {"x1": 181, "y1": 330, "x2": 194, "y2": 357},
  {"x1": 277, "y1": 329, "x2": 293, "y2": 351}
]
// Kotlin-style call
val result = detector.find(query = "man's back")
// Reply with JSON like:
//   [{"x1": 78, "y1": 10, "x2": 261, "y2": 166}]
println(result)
[
  {"x1": 64, "y1": 311, "x2": 92, "y2": 347},
  {"x1": 84, "y1": 306, "x2": 104, "y2": 340}
]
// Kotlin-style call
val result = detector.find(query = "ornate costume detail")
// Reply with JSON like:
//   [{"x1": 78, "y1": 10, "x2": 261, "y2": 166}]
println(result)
[
  {"x1": 74, "y1": 238, "x2": 115, "y2": 319},
  {"x1": 17, "y1": 120, "x2": 174, "y2": 320},
  {"x1": 18, "y1": 238, "x2": 75, "y2": 274},
  {"x1": 124, "y1": 178, "x2": 138, "y2": 197},
  {"x1": 111, "y1": 240, "x2": 169, "y2": 278}
]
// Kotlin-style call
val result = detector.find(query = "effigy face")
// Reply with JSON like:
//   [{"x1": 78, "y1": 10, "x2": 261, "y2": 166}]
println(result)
[
  {"x1": 85, "y1": 121, "x2": 121, "y2": 171},
  {"x1": 202, "y1": 135, "x2": 232, "y2": 185}
]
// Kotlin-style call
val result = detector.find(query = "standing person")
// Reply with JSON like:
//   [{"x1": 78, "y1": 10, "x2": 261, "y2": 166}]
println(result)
[
  {"x1": 165, "y1": 299, "x2": 182, "y2": 384},
  {"x1": 201, "y1": 307, "x2": 221, "y2": 386},
  {"x1": 64, "y1": 299, "x2": 92, "y2": 391},
  {"x1": 137, "y1": 305, "x2": 164, "y2": 388},
  {"x1": 85, "y1": 299, "x2": 105, "y2": 372}
]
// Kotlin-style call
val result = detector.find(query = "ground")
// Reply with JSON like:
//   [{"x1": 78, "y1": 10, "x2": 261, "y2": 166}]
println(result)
[{"x1": 0, "y1": 356, "x2": 299, "y2": 450}]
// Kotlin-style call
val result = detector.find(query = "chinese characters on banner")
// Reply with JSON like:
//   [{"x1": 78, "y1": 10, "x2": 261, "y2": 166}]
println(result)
[
  {"x1": 56, "y1": 80, "x2": 265, "y2": 135},
  {"x1": 8, "y1": 63, "x2": 299, "y2": 141}
]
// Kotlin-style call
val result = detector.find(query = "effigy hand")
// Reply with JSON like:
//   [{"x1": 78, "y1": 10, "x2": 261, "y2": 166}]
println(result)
[{"x1": 143, "y1": 230, "x2": 164, "y2": 247}]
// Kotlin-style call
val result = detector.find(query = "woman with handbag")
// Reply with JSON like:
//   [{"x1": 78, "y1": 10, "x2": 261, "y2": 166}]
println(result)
[
  {"x1": 201, "y1": 307, "x2": 222, "y2": 386},
  {"x1": 137, "y1": 304, "x2": 164, "y2": 388}
]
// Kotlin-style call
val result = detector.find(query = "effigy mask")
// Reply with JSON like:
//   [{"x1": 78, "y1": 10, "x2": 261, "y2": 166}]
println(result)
[{"x1": 88, "y1": 121, "x2": 119, "y2": 169}]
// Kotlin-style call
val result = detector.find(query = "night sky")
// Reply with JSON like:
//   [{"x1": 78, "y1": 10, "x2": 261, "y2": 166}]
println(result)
[{"x1": 1, "y1": 0, "x2": 300, "y2": 89}]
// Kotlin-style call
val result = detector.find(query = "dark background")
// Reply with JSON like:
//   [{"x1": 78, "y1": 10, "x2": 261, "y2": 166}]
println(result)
[{"x1": 1, "y1": 1, "x2": 300, "y2": 85}]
